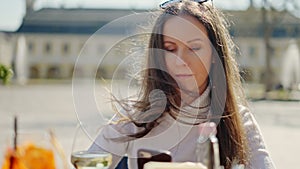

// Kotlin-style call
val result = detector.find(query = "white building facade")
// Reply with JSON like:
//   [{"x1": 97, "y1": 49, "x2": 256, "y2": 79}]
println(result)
[{"x1": 1, "y1": 4, "x2": 300, "y2": 88}]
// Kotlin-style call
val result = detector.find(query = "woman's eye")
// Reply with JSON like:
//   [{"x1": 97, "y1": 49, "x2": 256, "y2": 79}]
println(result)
[
  {"x1": 189, "y1": 46, "x2": 201, "y2": 51},
  {"x1": 164, "y1": 46, "x2": 176, "y2": 52}
]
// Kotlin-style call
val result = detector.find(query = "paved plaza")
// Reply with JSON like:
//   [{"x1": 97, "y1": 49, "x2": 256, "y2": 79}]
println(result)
[{"x1": 0, "y1": 83, "x2": 299, "y2": 168}]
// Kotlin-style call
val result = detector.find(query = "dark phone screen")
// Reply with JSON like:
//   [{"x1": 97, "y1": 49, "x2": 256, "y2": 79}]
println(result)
[{"x1": 137, "y1": 149, "x2": 172, "y2": 169}]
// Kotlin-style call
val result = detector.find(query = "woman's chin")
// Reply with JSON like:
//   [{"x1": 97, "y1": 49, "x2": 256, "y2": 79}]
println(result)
[{"x1": 181, "y1": 86, "x2": 200, "y2": 95}]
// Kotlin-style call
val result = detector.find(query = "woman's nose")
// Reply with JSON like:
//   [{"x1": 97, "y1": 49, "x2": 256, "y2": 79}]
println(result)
[{"x1": 175, "y1": 49, "x2": 187, "y2": 66}]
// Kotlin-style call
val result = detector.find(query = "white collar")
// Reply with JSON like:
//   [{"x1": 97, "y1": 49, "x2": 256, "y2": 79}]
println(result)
[{"x1": 170, "y1": 85, "x2": 211, "y2": 124}]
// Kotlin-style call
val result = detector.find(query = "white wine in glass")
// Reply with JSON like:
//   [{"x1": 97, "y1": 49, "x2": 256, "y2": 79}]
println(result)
[
  {"x1": 71, "y1": 151, "x2": 112, "y2": 169},
  {"x1": 71, "y1": 125, "x2": 112, "y2": 169}
]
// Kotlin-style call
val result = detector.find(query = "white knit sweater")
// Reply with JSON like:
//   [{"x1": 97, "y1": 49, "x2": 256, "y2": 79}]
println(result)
[{"x1": 89, "y1": 88, "x2": 275, "y2": 169}]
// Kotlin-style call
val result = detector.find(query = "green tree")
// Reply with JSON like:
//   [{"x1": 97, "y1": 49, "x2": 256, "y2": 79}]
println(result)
[{"x1": 0, "y1": 64, "x2": 13, "y2": 85}]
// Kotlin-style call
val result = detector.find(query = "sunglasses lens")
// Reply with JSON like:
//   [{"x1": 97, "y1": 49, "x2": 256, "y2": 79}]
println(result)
[
  {"x1": 196, "y1": 0, "x2": 209, "y2": 3},
  {"x1": 159, "y1": 0, "x2": 210, "y2": 9},
  {"x1": 159, "y1": 0, "x2": 181, "y2": 9}
]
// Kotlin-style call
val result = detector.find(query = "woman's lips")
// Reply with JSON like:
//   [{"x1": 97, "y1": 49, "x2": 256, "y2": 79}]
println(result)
[{"x1": 175, "y1": 74, "x2": 194, "y2": 78}]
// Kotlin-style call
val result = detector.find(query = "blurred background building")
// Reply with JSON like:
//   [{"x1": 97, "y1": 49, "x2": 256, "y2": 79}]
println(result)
[
  {"x1": 0, "y1": 0, "x2": 300, "y2": 90},
  {"x1": 226, "y1": 6, "x2": 300, "y2": 90}
]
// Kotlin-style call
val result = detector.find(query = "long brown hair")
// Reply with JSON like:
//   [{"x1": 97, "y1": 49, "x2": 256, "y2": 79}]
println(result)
[{"x1": 114, "y1": 1, "x2": 249, "y2": 168}]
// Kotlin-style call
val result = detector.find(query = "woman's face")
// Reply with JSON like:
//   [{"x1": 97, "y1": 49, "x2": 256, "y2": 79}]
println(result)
[{"x1": 163, "y1": 15, "x2": 212, "y2": 95}]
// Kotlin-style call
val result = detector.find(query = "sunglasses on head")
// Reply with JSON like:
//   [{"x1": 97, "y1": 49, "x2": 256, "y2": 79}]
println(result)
[{"x1": 159, "y1": 0, "x2": 212, "y2": 9}]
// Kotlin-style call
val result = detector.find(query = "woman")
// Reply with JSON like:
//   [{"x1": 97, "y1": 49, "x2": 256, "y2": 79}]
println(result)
[{"x1": 89, "y1": 0, "x2": 275, "y2": 168}]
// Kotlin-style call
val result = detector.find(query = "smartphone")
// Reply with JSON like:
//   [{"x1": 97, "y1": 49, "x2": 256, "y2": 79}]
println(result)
[{"x1": 137, "y1": 148, "x2": 172, "y2": 169}]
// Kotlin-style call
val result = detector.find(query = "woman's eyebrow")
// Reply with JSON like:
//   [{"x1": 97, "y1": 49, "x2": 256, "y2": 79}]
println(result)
[
  {"x1": 163, "y1": 41, "x2": 176, "y2": 44},
  {"x1": 163, "y1": 38, "x2": 203, "y2": 44},
  {"x1": 187, "y1": 38, "x2": 203, "y2": 43}
]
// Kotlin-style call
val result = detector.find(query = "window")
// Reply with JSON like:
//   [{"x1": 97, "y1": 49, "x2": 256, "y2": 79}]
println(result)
[
  {"x1": 29, "y1": 66, "x2": 40, "y2": 78},
  {"x1": 44, "y1": 42, "x2": 52, "y2": 55},
  {"x1": 248, "y1": 46, "x2": 257, "y2": 57},
  {"x1": 62, "y1": 43, "x2": 70, "y2": 55},
  {"x1": 27, "y1": 41, "x2": 35, "y2": 54},
  {"x1": 47, "y1": 66, "x2": 60, "y2": 78}
]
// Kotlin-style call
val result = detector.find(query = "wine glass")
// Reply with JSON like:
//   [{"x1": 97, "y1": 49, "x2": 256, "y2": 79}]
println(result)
[
  {"x1": 70, "y1": 124, "x2": 112, "y2": 169},
  {"x1": 196, "y1": 122, "x2": 222, "y2": 169}
]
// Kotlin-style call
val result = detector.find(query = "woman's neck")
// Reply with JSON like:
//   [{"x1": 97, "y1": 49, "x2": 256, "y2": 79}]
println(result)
[{"x1": 180, "y1": 80, "x2": 209, "y2": 105}]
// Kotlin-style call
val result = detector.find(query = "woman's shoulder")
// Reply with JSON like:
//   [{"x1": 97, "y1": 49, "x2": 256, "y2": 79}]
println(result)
[
  {"x1": 237, "y1": 104, "x2": 250, "y2": 114},
  {"x1": 237, "y1": 104, "x2": 259, "y2": 127},
  {"x1": 237, "y1": 105, "x2": 276, "y2": 168},
  {"x1": 237, "y1": 104, "x2": 254, "y2": 118}
]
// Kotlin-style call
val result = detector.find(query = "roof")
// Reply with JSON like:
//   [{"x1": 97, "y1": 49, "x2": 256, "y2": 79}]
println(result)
[
  {"x1": 225, "y1": 7, "x2": 300, "y2": 37},
  {"x1": 17, "y1": 8, "x2": 151, "y2": 34},
  {"x1": 16, "y1": 7, "x2": 300, "y2": 37}
]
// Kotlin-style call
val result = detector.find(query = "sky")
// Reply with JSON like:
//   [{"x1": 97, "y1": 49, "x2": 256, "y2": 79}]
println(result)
[{"x1": 0, "y1": 0, "x2": 253, "y2": 31}]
